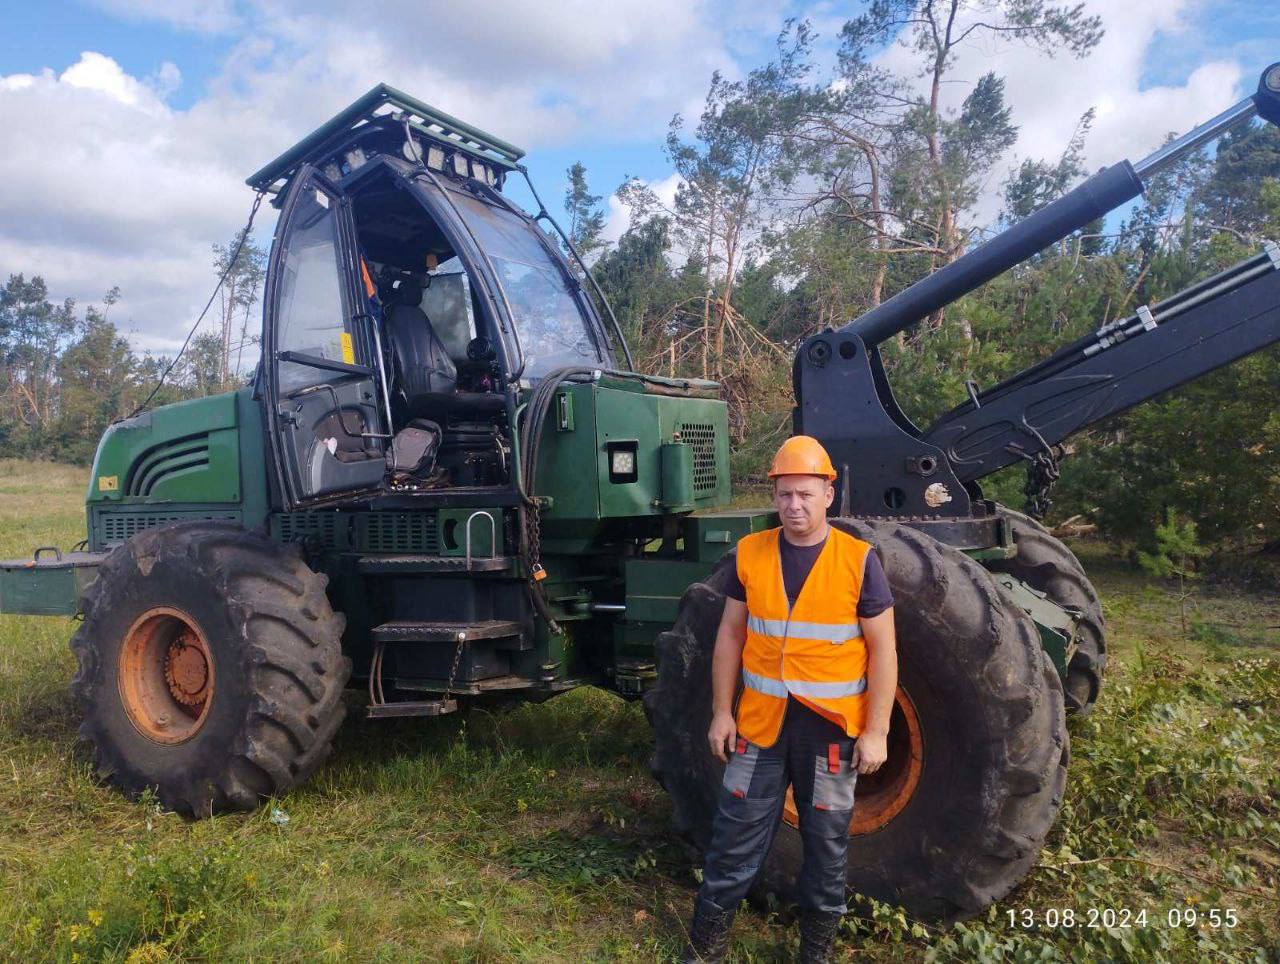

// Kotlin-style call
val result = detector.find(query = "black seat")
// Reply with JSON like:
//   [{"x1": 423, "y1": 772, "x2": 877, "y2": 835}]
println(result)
[{"x1": 383, "y1": 277, "x2": 457, "y2": 416}]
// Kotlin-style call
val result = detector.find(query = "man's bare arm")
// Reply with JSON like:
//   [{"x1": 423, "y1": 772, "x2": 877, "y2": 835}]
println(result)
[
  {"x1": 854, "y1": 607, "x2": 897, "y2": 774},
  {"x1": 707, "y1": 597, "x2": 748, "y2": 762}
]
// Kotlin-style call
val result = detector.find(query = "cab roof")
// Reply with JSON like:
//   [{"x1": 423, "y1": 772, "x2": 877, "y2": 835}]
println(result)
[{"x1": 246, "y1": 84, "x2": 526, "y2": 195}]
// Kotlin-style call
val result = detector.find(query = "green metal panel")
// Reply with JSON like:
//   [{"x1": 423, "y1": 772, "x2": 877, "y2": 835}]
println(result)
[
  {"x1": 611, "y1": 508, "x2": 781, "y2": 683},
  {"x1": 437, "y1": 508, "x2": 504, "y2": 557},
  {"x1": 623, "y1": 558, "x2": 712, "y2": 624},
  {"x1": 236, "y1": 388, "x2": 270, "y2": 531},
  {"x1": 672, "y1": 408, "x2": 731, "y2": 507},
  {"x1": 86, "y1": 392, "x2": 240, "y2": 505},
  {"x1": 141, "y1": 428, "x2": 240, "y2": 502},
  {"x1": 0, "y1": 552, "x2": 104, "y2": 616},
  {"x1": 536, "y1": 382, "x2": 601, "y2": 521},
  {"x1": 659, "y1": 443, "x2": 694, "y2": 511},
  {"x1": 81, "y1": 389, "x2": 266, "y2": 553},
  {"x1": 682, "y1": 509, "x2": 777, "y2": 562},
  {"x1": 596, "y1": 386, "x2": 664, "y2": 517},
  {"x1": 990, "y1": 574, "x2": 1075, "y2": 678},
  {"x1": 535, "y1": 381, "x2": 731, "y2": 524},
  {"x1": 0, "y1": 563, "x2": 76, "y2": 615}
]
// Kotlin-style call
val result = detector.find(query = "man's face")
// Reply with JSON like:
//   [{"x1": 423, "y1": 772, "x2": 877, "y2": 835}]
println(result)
[{"x1": 772, "y1": 474, "x2": 834, "y2": 538}]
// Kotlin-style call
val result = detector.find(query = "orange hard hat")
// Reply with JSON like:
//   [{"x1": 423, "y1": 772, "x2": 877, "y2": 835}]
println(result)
[{"x1": 768, "y1": 435, "x2": 837, "y2": 480}]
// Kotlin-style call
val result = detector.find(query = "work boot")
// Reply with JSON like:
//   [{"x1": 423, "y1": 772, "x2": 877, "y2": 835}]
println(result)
[
  {"x1": 798, "y1": 909, "x2": 843, "y2": 963},
  {"x1": 682, "y1": 897, "x2": 735, "y2": 963}
]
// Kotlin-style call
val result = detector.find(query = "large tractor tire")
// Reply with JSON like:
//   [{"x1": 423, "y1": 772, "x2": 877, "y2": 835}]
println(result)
[
  {"x1": 645, "y1": 518, "x2": 1068, "y2": 922},
  {"x1": 986, "y1": 505, "x2": 1106, "y2": 715},
  {"x1": 70, "y1": 521, "x2": 351, "y2": 817}
]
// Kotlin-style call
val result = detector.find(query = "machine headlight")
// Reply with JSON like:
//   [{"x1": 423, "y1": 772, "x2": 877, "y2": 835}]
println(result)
[
  {"x1": 611, "y1": 450, "x2": 636, "y2": 476},
  {"x1": 607, "y1": 441, "x2": 639, "y2": 483}
]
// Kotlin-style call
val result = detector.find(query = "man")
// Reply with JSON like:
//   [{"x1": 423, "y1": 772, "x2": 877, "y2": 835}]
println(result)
[{"x1": 683, "y1": 435, "x2": 898, "y2": 963}]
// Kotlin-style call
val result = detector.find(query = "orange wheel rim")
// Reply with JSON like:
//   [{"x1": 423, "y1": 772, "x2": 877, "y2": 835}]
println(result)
[
  {"x1": 782, "y1": 685, "x2": 923, "y2": 835},
  {"x1": 118, "y1": 607, "x2": 215, "y2": 744}
]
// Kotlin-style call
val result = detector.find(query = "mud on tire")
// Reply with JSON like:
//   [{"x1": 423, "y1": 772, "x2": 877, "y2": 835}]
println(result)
[
  {"x1": 986, "y1": 505, "x2": 1107, "y2": 715},
  {"x1": 70, "y1": 521, "x2": 351, "y2": 817},
  {"x1": 644, "y1": 518, "x2": 1069, "y2": 922}
]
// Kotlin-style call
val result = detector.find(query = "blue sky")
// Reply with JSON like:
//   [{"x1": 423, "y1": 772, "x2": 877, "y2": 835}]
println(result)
[{"x1": 0, "y1": 1, "x2": 1273, "y2": 352}]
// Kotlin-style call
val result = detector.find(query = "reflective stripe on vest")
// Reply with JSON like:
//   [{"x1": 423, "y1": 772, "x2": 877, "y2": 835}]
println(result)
[
  {"x1": 746, "y1": 615, "x2": 863, "y2": 643},
  {"x1": 742, "y1": 668, "x2": 868, "y2": 700}
]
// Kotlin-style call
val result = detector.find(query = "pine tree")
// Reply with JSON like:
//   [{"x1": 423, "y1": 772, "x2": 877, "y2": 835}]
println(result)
[{"x1": 563, "y1": 161, "x2": 607, "y2": 261}]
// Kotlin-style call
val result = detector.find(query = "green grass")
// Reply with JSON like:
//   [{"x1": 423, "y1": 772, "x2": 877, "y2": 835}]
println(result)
[{"x1": 0, "y1": 459, "x2": 1277, "y2": 962}]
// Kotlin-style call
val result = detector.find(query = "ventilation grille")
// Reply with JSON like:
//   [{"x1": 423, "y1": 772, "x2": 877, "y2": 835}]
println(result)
[
  {"x1": 359, "y1": 513, "x2": 440, "y2": 554},
  {"x1": 268, "y1": 512, "x2": 440, "y2": 553},
  {"x1": 272, "y1": 512, "x2": 342, "y2": 548},
  {"x1": 679, "y1": 422, "x2": 719, "y2": 493},
  {"x1": 126, "y1": 436, "x2": 210, "y2": 497},
  {"x1": 99, "y1": 510, "x2": 239, "y2": 547}
]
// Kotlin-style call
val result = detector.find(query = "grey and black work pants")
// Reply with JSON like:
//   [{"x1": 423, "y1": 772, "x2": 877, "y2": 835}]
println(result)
[{"x1": 696, "y1": 696, "x2": 858, "y2": 915}]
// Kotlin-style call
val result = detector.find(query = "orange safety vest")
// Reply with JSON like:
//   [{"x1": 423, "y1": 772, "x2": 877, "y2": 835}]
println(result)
[{"x1": 735, "y1": 526, "x2": 872, "y2": 746}]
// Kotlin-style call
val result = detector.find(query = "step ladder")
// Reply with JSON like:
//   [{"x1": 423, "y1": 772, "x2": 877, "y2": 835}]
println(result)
[{"x1": 365, "y1": 619, "x2": 526, "y2": 718}]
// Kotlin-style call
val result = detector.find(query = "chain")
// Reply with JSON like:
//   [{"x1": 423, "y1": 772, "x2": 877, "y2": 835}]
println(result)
[
  {"x1": 1023, "y1": 443, "x2": 1066, "y2": 520},
  {"x1": 520, "y1": 497, "x2": 549, "y2": 582},
  {"x1": 443, "y1": 631, "x2": 468, "y2": 701},
  {"x1": 529, "y1": 501, "x2": 545, "y2": 570},
  {"x1": 520, "y1": 498, "x2": 561, "y2": 633}
]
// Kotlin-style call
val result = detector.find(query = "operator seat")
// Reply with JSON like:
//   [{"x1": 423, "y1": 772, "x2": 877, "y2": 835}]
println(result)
[
  {"x1": 383, "y1": 275, "x2": 505, "y2": 423},
  {"x1": 383, "y1": 276, "x2": 458, "y2": 417}
]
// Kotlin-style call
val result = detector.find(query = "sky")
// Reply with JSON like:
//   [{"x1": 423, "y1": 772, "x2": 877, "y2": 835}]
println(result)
[{"x1": 0, "y1": 0, "x2": 1276, "y2": 356}]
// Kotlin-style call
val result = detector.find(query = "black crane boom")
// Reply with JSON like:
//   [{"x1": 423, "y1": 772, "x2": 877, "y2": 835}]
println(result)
[
  {"x1": 794, "y1": 62, "x2": 1280, "y2": 526},
  {"x1": 923, "y1": 244, "x2": 1280, "y2": 484},
  {"x1": 842, "y1": 64, "x2": 1280, "y2": 348}
]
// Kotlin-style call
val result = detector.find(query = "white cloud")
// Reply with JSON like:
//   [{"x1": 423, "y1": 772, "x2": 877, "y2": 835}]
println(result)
[
  {"x1": 99, "y1": 0, "x2": 737, "y2": 148},
  {"x1": 60, "y1": 50, "x2": 158, "y2": 107},
  {"x1": 0, "y1": 73, "x2": 39, "y2": 93},
  {"x1": 0, "y1": 53, "x2": 263, "y2": 352},
  {"x1": 604, "y1": 173, "x2": 683, "y2": 244}
]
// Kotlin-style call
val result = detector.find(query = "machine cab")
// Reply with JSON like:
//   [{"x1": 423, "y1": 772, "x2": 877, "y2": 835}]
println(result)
[{"x1": 255, "y1": 86, "x2": 619, "y2": 510}]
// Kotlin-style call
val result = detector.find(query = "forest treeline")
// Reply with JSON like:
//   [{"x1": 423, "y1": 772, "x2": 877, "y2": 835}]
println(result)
[
  {"x1": 0, "y1": 232, "x2": 264, "y2": 465},
  {"x1": 2, "y1": 2, "x2": 1278, "y2": 570}
]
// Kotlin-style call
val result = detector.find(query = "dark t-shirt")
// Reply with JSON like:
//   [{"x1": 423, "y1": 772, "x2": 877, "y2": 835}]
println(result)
[{"x1": 724, "y1": 530, "x2": 894, "y2": 617}]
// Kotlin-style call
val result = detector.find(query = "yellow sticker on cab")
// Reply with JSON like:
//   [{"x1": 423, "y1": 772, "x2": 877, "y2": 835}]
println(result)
[{"x1": 340, "y1": 332, "x2": 355, "y2": 364}]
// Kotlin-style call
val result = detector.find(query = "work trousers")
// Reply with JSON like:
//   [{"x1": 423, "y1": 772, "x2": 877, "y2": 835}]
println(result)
[{"x1": 696, "y1": 696, "x2": 858, "y2": 915}]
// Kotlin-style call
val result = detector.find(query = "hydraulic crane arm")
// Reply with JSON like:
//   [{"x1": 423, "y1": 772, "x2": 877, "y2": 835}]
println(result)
[
  {"x1": 842, "y1": 65, "x2": 1280, "y2": 350},
  {"x1": 794, "y1": 63, "x2": 1280, "y2": 522},
  {"x1": 923, "y1": 243, "x2": 1280, "y2": 484}
]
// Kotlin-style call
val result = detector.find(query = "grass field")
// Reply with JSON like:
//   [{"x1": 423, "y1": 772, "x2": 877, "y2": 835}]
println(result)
[{"x1": 0, "y1": 457, "x2": 1277, "y2": 962}]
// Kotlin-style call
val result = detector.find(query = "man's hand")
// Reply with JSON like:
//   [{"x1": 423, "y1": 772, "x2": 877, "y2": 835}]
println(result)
[
  {"x1": 853, "y1": 728, "x2": 887, "y2": 775},
  {"x1": 708, "y1": 710, "x2": 737, "y2": 763},
  {"x1": 857, "y1": 606, "x2": 896, "y2": 776}
]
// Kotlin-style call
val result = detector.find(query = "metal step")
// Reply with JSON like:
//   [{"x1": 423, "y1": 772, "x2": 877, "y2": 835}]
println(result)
[
  {"x1": 370, "y1": 619, "x2": 523, "y2": 644},
  {"x1": 395, "y1": 674, "x2": 537, "y2": 697},
  {"x1": 366, "y1": 697, "x2": 458, "y2": 719},
  {"x1": 356, "y1": 554, "x2": 514, "y2": 574}
]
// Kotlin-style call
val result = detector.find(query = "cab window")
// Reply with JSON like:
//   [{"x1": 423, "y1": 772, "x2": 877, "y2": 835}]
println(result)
[
  {"x1": 277, "y1": 188, "x2": 351, "y2": 393},
  {"x1": 422, "y1": 257, "x2": 477, "y2": 362},
  {"x1": 442, "y1": 186, "x2": 605, "y2": 378}
]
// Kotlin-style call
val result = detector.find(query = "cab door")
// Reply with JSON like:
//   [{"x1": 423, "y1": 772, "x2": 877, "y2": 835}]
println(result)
[{"x1": 263, "y1": 165, "x2": 388, "y2": 508}]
